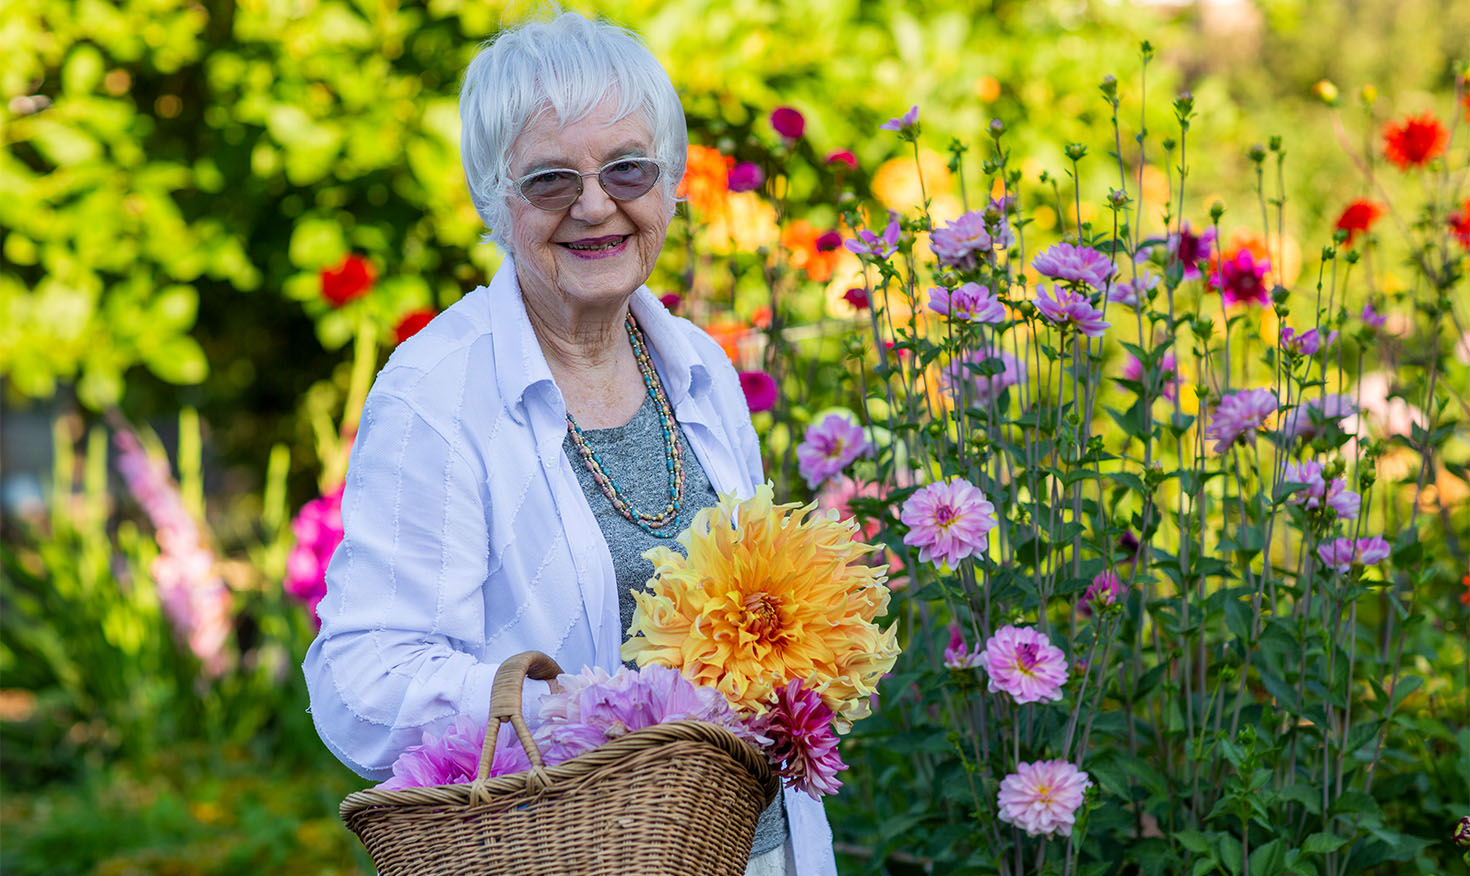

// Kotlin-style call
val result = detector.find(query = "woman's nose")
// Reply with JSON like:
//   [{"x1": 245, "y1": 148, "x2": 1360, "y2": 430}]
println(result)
[{"x1": 568, "y1": 176, "x2": 617, "y2": 224}]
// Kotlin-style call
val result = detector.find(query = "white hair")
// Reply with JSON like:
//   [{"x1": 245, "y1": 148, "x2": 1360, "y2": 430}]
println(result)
[{"x1": 459, "y1": 12, "x2": 688, "y2": 251}]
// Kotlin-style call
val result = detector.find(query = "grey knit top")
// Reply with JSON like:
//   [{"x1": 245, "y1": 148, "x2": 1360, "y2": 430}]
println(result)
[{"x1": 562, "y1": 393, "x2": 788, "y2": 857}]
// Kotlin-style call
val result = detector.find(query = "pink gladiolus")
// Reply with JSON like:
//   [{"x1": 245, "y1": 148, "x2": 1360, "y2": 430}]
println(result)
[
  {"x1": 880, "y1": 105, "x2": 920, "y2": 133},
  {"x1": 1034, "y1": 284, "x2": 1110, "y2": 337},
  {"x1": 1205, "y1": 388, "x2": 1278, "y2": 453},
  {"x1": 976, "y1": 625, "x2": 1069, "y2": 704},
  {"x1": 1033, "y1": 242, "x2": 1117, "y2": 290},
  {"x1": 1079, "y1": 570, "x2": 1125, "y2": 618},
  {"x1": 899, "y1": 478, "x2": 997, "y2": 569},
  {"x1": 739, "y1": 371, "x2": 778, "y2": 413},
  {"x1": 770, "y1": 106, "x2": 806, "y2": 139},
  {"x1": 997, "y1": 760, "x2": 1091, "y2": 837},
  {"x1": 113, "y1": 428, "x2": 232, "y2": 676},
  {"x1": 928, "y1": 282, "x2": 1006, "y2": 323},
  {"x1": 728, "y1": 162, "x2": 764, "y2": 192},
  {"x1": 760, "y1": 679, "x2": 848, "y2": 798},
  {"x1": 845, "y1": 214, "x2": 901, "y2": 259},
  {"x1": 285, "y1": 484, "x2": 345, "y2": 625},
  {"x1": 796, "y1": 414, "x2": 871, "y2": 488},
  {"x1": 943, "y1": 623, "x2": 982, "y2": 669}
]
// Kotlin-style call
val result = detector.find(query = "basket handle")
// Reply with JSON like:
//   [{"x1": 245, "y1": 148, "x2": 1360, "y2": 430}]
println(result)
[{"x1": 478, "y1": 650, "x2": 564, "y2": 781}]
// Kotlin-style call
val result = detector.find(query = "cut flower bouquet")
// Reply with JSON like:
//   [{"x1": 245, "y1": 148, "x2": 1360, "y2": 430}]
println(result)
[{"x1": 379, "y1": 484, "x2": 901, "y2": 799}]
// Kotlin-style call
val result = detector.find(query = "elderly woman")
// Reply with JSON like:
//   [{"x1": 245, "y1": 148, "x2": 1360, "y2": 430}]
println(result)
[{"x1": 301, "y1": 12, "x2": 835, "y2": 876}]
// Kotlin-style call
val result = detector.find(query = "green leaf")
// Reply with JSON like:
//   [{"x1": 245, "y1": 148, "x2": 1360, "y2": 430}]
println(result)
[
  {"x1": 1302, "y1": 832, "x2": 1349, "y2": 853},
  {"x1": 1175, "y1": 830, "x2": 1211, "y2": 854},
  {"x1": 288, "y1": 217, "x2": 349, "y2": 270},
  {"x1": 1218, "y1": 834, "x2": 1243, "y2": 875},
  {"x1": 1277, "y1": 783, "x2": 1321, "y2": 815},
  {"x1": 1249, "y1": 838, "x2": 1287, "y2": 876}
]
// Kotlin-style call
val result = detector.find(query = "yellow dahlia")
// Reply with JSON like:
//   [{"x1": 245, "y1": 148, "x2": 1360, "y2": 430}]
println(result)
[{"x1": 620, "y1": 484, "x2": 901, "y2": 730}]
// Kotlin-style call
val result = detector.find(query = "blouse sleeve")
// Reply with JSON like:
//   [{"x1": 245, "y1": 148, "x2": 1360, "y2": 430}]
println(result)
[{"x1": 301, "y1": 388, "x2": 500, "y2": 780}]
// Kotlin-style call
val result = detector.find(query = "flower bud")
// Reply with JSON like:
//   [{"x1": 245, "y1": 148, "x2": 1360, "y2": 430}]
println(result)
[
  {"x1": 1209, "y1": 201, "x2": 1225, "y2": 222},
  {"x1": 1360, "y1": 84, "x2": 1378, "y2": 106},
  {"x1": 1312, "y1": 79, "x2": 1340, "y2": 105},
  {"x1": 1108, "y1": 188, "x2": 1130, "y2": 209},
  {"x1": 1344, "y1": 250, "x2": 1360, "y2": 265},
  {"x1": 1452, "y1": 816, "x2": 1470, "y2": 849},
  {"x1": 1065, "y1": 142, "x2": 1088, "y2": 161},
  {"x1": 1271, "y1": 285, "x2": 1289, "y2": 306},
  {"x1": 1017, "y1": 300, "x2": 1037, "y2": 319},
  {"x1": 1269, "y1": 135, "x2": 1283, "y2": 153},
  {"x1": 1161, "y1": 137, "x2": 1177, "y2": 152},
  {"x1": 1100, "y1": 74, "x2": 1118, "y2": 100},
  {"x1": 1248, "y1": 143, "x2": 1267, "y2": 163},
  {"x1": 988, "y1": 118, "x2": 1006, "y2": 138}
]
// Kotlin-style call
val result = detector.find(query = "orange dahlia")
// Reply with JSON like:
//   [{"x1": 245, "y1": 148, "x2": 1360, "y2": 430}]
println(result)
[
  {"x1": 621, "y1": 484, "x2": 900, "y2": 729},
  {"x1": 1381, "y1": 112, "x2": 1448, "y2": 170},
  {"x1": 678, "y1": 144, "x2": 734, "y2": 215}
]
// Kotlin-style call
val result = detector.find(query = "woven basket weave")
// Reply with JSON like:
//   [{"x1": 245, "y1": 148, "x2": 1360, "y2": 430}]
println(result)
[{"x1": 339, "y1": 651, "x2": 779, "y2": 876}]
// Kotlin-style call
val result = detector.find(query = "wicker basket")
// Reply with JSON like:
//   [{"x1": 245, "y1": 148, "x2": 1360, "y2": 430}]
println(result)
[{"x1": 339, "y1": 651, "x2": 779, "y2": 876}]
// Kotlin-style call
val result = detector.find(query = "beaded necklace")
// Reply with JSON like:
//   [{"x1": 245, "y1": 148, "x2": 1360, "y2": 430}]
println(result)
[{"x1": 565, "y1": 313, "x2": 685, "y2": 539}]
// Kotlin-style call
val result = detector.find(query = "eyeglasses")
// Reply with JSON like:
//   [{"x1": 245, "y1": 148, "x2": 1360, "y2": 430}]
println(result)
[{"x1": 513, "y1": 158, "x2": 663, "y2": 211}]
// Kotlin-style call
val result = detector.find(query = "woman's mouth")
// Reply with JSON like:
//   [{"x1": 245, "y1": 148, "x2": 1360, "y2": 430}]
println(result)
[{"x1": 560, "y1": 235, "x2": 630, "y2": 258}]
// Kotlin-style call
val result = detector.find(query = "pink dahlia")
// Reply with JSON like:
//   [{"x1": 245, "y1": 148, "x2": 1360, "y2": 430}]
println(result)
[
  {"x1": 976, "y1": 625, "x2": 1069, "y2": 704},
  {"x1": 1033, "y1": 242, "x2": 1116, "y2": 290},
  {"x1": 377, "y1": 714, "x2": 532, "y2": 790},
  {"x1": 1078, "y1": 570, "x2": 1125, "y2": 618},
  {"x1": 739, "y1": 370, "x2": 778, "y2": 413},
  {"x1": 996, "y1": 760, "x2": 1091, "y2": 837},
  {"x1": 942, "y1": 346, "x2": 1025, "y2": 406},
  {"x1": 1211, "y1": 249, "x2": 1271, "y2": 307},
  {"x1": 728, "y1": 162, "x2": 764, "y2": 192},
  {"x1": 1034, "y1": 284, "x2": 1110, "y2": 337},
  {"x1": 1121, "y1": 350, "x2": 1178, "y2": 400},
  {"x1": 770, "y1": 106, "x2": 806, "y2": 140},
  {"x1": 1204, "y1": 388, "x2": 1278, "y2": 453},
  {"x1": 285, "y1": 483, "x2": 345, "y2": 626},
  {"x1": 1282, "y1": 461, "x2": 1360, "y2": 520},
  {"x1": 1280, "y1": 325, "x2": 1322, "y2": 357},
  {"x1": 1144, "y1": 221, "x2": 1216, "y2": 281},
  {"x1": 1109, "y1": 272, "x2": 1159, "y2": 309},
  {"x1": 759, "y1": 679, "x2": 848, "y2": 799},
  {"x1": 930, "y1": 211, "x2": 1002, "y2": 270},
  {"x1": 842, "y1": 287, "x2": 870, "y2": 310},
  {"x1": 943, "y1": 623, "x2": 983, "y2": 669},
  {"x1": 928, "y1": 282, "x2": 1006, "y2": 323},
  {"x1": 845, "y1": 213, "x2": 901, "y2": 259},
  {"x1": 796, "y1": 414, "x2": 871, "y2": 488},
  {"x1": 1279, "y1": 393, "x2": 1356, "y2": 443},
  {"x1": 1317, "y1": 536, "x2": 1391, "y2": 573},
  {"x1": 900, "y1": 478, "x2": 997, "y2": 569}
]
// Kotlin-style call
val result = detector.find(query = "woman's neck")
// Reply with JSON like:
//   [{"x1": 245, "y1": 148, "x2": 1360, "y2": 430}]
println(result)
[{"x1": 523, "y1": 293, "x2": 646, "y2": 428}]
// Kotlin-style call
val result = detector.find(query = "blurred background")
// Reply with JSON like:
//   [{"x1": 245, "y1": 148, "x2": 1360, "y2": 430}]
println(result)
[{"x1": 3, "y1": 0, "x2": 1467, "y2": 873}]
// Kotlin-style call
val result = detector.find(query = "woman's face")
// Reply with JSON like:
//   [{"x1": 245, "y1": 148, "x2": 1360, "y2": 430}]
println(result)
[{"x1": 505, "y1": 101, "x2": 672, "y2": 319}]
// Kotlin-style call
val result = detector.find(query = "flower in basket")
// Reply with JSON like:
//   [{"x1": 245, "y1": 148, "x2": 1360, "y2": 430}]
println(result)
[
  {"x1": 621, "y1": 484, "x2": 900, "y2": 734},
  {"x1": 376, "y1": 715, "x2": 531, "y2": 790}
]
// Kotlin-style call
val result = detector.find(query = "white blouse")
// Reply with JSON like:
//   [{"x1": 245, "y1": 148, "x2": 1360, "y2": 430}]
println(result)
[{"x1": 302, "y1": 258, "x2": 836, "y2": 876}]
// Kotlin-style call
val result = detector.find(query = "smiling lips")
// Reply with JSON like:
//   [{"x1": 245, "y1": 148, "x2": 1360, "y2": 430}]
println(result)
[{"x1": 561, "y1": 234, "x2": 630, "y2": 257}]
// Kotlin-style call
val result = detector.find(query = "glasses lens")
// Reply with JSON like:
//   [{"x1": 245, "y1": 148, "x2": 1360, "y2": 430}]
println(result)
[
  {"x1": 598, "y1": 159, "x2": 660, "y2": 200},
  {"x1": 520, "y1": 171, "x2": 582, "y2": 210}
]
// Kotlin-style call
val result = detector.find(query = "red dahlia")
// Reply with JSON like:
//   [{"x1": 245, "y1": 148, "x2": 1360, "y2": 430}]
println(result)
[
  {"x1": 393, "y1": 308, "x2": 436, "y2": 344},
  {"x1": 320, "y1": 254, "x2": 376, "y2": 307},
  {"x1": 1450, "y1": 199, "x2": 1470, "y2": 250},
  {"x1": 1334, "y1": 199, "x2": 1385, "y2": 246},
  {"x1": 1381, "y1": 112, "x2": 1448, "y2": 170}
]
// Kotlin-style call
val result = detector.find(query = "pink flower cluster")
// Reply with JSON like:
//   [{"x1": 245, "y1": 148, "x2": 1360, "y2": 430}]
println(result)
[
  {"x1": 1205, "y1": 388, "x2": 1278, "y2": 453},
  {"x1": 1078, "y1": 570, "x2": 1126, "y2": 618},
  {"x1": 899, "y1": 477, "x2": 997, "y2": 569},
  {"x1": 1034, "y1": 284, "x2": 1110, "y2": 337},
  {"x1": 928, "y1": 282, "x2": 1005, "y2": 323},
  {"x1": 1282, "y1": 461, "x2": 1361, "y2": 520},
  {"x1": 756, "y1": 679, "x2": 848, "y2": 799},
  {"x1": 1316, "y1": 536, "x2": 1391, "y2": 573},
  {"x1": 285, "y1": 484, "x2": 345, "y2": 625},
  {"x1": 796, "y1": 414, "x2": 871, "y2": 488},
  {"x1": 997, "y1": 760, "x2": 1091, "y2": 837},
  {"x1": 113, "y1": 429, "x2": 232, "y2": 677},
  {"x1": 977, "y1": 625, "x2": 1069, "y2": 704},
  {"x1": 1033, "y1": 243, "x2": 1116, "y2": 290}
]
